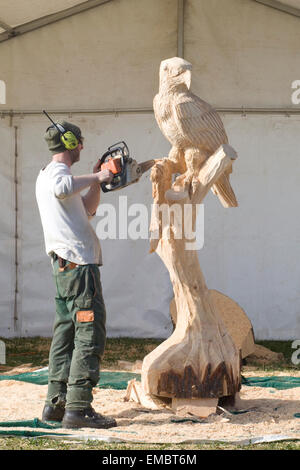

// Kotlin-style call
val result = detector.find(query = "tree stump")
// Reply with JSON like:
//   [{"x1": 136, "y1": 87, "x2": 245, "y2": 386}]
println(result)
[{"x1": 141, "y1": 144, "x2": 241, "y2": 416}]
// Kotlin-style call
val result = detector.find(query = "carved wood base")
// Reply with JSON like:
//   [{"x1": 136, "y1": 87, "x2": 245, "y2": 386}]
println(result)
[{"x1": 172, "y1": 398, "x2": 218, "y2": 418}]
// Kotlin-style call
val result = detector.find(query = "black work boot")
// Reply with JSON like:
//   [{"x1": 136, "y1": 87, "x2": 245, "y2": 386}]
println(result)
[
  {"x1": 62, "y1": 407, "x2": 117, "y2": 429},
  {"x1": 42, "y1": 396, "x2": 66, "y2": 422},
  {"x1": 42, "y1": 404, "x2": 65, "y2": 422}
]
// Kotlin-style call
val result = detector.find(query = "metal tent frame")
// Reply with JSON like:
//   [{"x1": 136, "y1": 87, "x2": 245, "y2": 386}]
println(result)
[{"x1": 0, "y1": 0, "x2": 113, "y2": 43}]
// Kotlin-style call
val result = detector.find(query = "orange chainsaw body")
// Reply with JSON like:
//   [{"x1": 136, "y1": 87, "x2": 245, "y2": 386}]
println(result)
[{"x1": 101, "y1": 156, "x2": 122, "y2": 175}]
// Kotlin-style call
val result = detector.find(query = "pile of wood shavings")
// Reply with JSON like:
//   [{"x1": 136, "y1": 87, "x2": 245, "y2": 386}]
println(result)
[{"x1": 0, "y1": 370, "x2": 299, "y2": 444}]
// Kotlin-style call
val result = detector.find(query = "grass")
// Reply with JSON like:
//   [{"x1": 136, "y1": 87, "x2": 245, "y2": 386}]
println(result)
[
  {"x1": 1, "y1": 337, "x2": 298, "y2": 372},
  {"x1": 245, "y1": 340, "x2": 300, "y2": 372},
  {"x1": 0, "y1": 337, "x2": 163, "y2": 371},
  {"x1": 255, "y1": 340, "x2": 296, "y2": 364},
  {"x1": 0, "y1": 337, "x2": 299, "y2": 450},
  {"x1": 0, "y1": 437, "x2": 299, "y2": 451}
]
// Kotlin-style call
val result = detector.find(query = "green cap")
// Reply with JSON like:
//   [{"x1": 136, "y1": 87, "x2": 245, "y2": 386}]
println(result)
[{"x1": 44, "y1": 120, "x2": 82, "y2": 155}]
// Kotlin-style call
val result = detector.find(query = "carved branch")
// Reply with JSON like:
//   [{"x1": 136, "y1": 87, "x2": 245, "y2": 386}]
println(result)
[
  {"x1": 149, "y1": 144, "x2": 237, "y2": 252},
  {"x1": 143, "y1": 144, "x2": 241, "y2": 409}
]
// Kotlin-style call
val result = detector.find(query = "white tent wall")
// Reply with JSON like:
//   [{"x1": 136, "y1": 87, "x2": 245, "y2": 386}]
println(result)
[
  {"x1": 2, "y1": 110, "x2": 300, "y2": 340},
  {"x1": 202, "y1": 113, "x2": 300, "y2": 340},
  {"x1": 0, "y1": 0, "x2": 299, "y2": 340},
  {"x1": 0, "y1": 121, "x2": 15, "y2": 336}
]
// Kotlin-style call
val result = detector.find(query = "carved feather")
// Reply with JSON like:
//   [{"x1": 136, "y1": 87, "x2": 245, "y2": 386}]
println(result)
[{"x1": 173, "y1": 95, "x2": 228, "y2": 154}]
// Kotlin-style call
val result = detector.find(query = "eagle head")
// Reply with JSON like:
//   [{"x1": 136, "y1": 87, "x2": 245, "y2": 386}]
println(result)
[{"x1": 159, "y1": 57, "x2": 192, "y2": 90}]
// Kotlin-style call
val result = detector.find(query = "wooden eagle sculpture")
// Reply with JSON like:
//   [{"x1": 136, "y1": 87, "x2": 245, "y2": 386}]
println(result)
[
  {"x1": 138, "y1": 58, "x2": 241, "y2": 414},
  {"x1": 153, "y1": 57, "x2": 238, "y2": 207}
]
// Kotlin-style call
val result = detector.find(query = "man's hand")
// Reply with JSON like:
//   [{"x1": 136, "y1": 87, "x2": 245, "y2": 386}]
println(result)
[
  {"x1": 95, "y1": 169, "x2": 114, "y2": 184},
  {"x1": 93, "y1": 160, "x2": 114, "y2": 184}
]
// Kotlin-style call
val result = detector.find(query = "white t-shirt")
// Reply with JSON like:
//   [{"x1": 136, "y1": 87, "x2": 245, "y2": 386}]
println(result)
[{"x1": 35, "y1": 161, "x2": 102, "y2": 265}]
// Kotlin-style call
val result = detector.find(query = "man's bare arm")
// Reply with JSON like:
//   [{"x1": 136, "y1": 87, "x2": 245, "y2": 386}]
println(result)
[
  {"x1": 81, "y1": 163, "x2": 113, "y2": 216},
  {"x1": 72, "y1": 174, "x2": 99, "y2": 194},
  {"x1": 82, "y1": 181, "x2": 101, "y2": 217}
]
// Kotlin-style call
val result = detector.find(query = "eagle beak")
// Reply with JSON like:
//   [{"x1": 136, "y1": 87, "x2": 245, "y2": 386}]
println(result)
[{"x1": 183, "y1": 68, "x2": 192, "y2": 89}]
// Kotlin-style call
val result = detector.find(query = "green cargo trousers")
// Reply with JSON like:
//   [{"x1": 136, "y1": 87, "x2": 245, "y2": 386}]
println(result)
[{"x1": 45, "y1": 257, "x2": 106, "y2": 410}]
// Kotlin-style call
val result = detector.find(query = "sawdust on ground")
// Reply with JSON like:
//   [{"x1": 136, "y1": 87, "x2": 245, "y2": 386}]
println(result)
[{"x1": 0, "y1": 367, "x2": 299, "y2": 444}]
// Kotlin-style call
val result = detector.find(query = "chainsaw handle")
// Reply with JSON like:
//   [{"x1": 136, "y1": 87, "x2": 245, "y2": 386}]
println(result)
[
  {"x1": 100, "y1": 183, "x2": 110, "y2": 193},
  {"x1": 99, "y1": 141, "x2": 129, "y2": 192},
  {"x1": 107, "y1": 141, "x2": 129, "y2": 156},
  {"x1": 99, "y1": 154, "x2": 125, "y2": 192},
  {"x1": 100, "y1": 150, "x2": 113, "y2": 164}
]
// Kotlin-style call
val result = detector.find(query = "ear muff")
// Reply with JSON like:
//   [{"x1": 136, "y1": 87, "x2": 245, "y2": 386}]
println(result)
[
  {"x1": 48, "y1": 122, "x2": 79, "y2": 150},
  {"x1": 60, "y1": 130, "x2": 79, "y2": 150}
]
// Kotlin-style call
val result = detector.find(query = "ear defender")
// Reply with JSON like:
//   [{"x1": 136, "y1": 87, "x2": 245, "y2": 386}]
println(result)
[
  {"x1": 60, "y1": 130, "x2": 79, "y2": 150},
  {"x1": 43, "y1": 110, "x2": 79, "y2": 150}
]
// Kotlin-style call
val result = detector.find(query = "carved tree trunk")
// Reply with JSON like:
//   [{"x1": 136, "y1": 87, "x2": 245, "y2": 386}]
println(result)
[{"x1": 142, "y1": 145, "x2": 241, "y2": 404}]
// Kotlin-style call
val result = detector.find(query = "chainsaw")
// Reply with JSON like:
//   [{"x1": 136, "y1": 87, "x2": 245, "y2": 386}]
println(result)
[{"x1": 99, "y1": 141, "x2": 155, "y2": 193}]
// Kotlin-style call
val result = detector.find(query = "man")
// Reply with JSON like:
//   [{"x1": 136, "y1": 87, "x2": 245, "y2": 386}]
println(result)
[{"x1": 36, "y1": 120, "x2": 116, "y2": 429}]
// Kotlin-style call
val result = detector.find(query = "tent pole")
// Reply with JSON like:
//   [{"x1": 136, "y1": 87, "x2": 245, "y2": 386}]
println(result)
[
  {"x1": 1, "y1": 107, "x2": 300, "y2": 116},
  {"x1": 13, "y1": 125, "x2": 20, "y2": 333},
  {"x1": 177, "y1": 0, "x2": 185, "y2": 58},
  {"x1": 252, "y1": 0, "x2": 300, "y2": 19}
]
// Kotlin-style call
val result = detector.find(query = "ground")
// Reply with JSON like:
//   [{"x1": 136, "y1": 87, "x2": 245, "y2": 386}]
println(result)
[{"x1": 0, "y1": 338, "x2": 299, "y2": 451}]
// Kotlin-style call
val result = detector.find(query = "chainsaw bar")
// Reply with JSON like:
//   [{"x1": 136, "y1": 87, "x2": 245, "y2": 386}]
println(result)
[{"x1": 136, "y1": 159, "x2": 156, "y2": 175}]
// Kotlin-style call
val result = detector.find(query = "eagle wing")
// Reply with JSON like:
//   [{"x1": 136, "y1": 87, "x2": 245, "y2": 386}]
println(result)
[
  {"x1": 172, "y1": 94, "x2": 228, "y2": 154},
  {"x1": 173, "y1": 94, "x2": 237, "y2": 208},
  {"x1": 153, "y1": 93, "x2": 166, "y2": 138}
]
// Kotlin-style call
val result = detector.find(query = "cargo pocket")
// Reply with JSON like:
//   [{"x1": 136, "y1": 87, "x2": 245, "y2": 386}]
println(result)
[
  {"x1": 73, "y1": 266, "x2": 96, "y2": 313},
  {"x1": 73, "y1": 268, "x2": 96, "y2": 348},
  {"x1": 55, "y1": 269, "x2": 79, "y2": 300}
]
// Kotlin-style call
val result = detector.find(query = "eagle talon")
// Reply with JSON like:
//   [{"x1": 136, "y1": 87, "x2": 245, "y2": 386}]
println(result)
[{"x1": 183, "y1": 173, "x2": 194, "y2": 193}]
